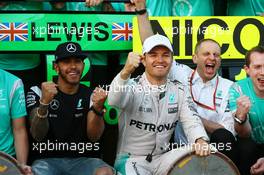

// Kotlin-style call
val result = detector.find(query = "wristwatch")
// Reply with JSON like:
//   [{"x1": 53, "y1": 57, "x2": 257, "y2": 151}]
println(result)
[
  {"x1": 234, "y1": 115, "x2": 247, "y2": 125},
  {"x1": 90, "y1": 105, "x2": 105, "y2": 117},
  {"x1": 135, "y1": 8, "x2": 147, "y2": 15}
]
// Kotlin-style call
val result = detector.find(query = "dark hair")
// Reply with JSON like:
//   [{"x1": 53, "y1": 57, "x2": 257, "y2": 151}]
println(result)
[
  {"x1": 194, "y1": 38, "x2": 221, "y2": 54},
  {"x1": 245, "y1": 46, "x2": 264, "y2": 66}
]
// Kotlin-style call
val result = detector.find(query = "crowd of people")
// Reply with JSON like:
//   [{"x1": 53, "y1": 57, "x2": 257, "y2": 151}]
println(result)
[{"x1": 1, "y1": 0, "x2": 264, "y2": 175}]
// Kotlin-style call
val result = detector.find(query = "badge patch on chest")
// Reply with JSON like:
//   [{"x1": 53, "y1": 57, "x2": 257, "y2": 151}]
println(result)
[
  {"x1": 216, "y1": 90, "x2": 223, "y2": 98},
  {"x1": 76, "y1": 99, "x2": 83, "y2": 110},
  {"x1": 50, "y1": 99, "x2": 60, "y2": 110},
  {"x1": 169, "y1": 93, "x2": 177, "y2": 105},
  {"x1": 168, "y1": 107, "x2": 178, "y2": 114},
  {"x1": 139, "y1": 106, "x2": 152, "y2": 112}
]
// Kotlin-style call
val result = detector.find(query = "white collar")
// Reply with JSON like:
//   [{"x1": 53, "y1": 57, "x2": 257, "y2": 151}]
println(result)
[{"x1": 192, "y1": 70, "x2": 218, "y2": 87}]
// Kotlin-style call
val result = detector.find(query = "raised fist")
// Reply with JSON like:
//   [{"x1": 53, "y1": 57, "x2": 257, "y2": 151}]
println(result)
[
  {"x1": 122, "y1": 52, "x2": 143, "y2": 77},
  {"x1": 40, "y1": 82, "x2": 58, "y2": 104},
  {"x1": 92, "y1": 87, "x2": 107, "y2": 111},
  {"x1": 236, "y1": 95, "x2": 251, "y2": 120}
]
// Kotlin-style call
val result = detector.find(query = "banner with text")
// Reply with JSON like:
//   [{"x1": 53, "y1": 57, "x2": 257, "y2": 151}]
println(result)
[
  {"x1": 0, "y1": 13, "x2": 134, "y2": 51},
  {"x1": 133, "y1": 16, "x2": 264, "y2": 59}
]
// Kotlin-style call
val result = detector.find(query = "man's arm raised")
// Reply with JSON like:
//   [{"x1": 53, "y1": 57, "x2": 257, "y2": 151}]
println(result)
[
  {"x1": 87, "y1": 87, "x2": 107, "y2": 142},
  {"x1": 30, "y1": 82, "x2": 58, "y2": 141},
  {"x1": 133, "y1": 0, "x2": 154, "y2": 43}
]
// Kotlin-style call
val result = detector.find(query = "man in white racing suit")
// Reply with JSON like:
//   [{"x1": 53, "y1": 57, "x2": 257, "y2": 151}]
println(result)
[
  {"x1": 133, "y1": 0, "x2": 237, "y2": 163},
  {"x1": 108, "y1": 34, "x2": 210, "y2": 175}
]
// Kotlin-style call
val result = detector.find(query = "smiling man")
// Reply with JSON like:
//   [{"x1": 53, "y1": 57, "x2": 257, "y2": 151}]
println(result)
[
  {"x1": 108, "y1": 34, "x2": 210, "y2": 175},
  {"x1": 26, "y1": 42, "x2": 114, "y2": 175},
  {"x1": 229, "y1": 46, "x2": 264, "y2": 175},
  {"x1": 133, "y1": 0, "x2": 237, "y2": 165}
]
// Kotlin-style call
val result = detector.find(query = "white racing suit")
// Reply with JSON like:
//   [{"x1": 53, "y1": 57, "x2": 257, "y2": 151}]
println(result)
[{"x1": 108, "y1": 72, "x2": 208, "y2": 175}]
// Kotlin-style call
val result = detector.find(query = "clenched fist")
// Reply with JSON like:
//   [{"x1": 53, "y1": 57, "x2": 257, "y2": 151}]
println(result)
[
  {"x1": 236, "y1": 95, "x2": 251, "y2": 121},
  {"x1": 251, "y1": 158, "x2": 264, "y2": 175},
  {"x1": 121, "y1": 52, "x2": 143, "y2": 80},
  {"x1": 40, "y1": 82, "x2": 58, "y2": 104},
  {"x1": 92, "y1": 87, "x2": 107, "y2": 111}
]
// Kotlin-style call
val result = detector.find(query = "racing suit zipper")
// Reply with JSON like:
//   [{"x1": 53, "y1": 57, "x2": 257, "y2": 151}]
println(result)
[{"x1": 146, "y1": 93, "x2": 160, "y2": 163}]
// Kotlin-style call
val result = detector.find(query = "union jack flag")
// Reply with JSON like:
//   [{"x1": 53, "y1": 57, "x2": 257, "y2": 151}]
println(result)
[
  {"x1": 112, "y1": 22, "x2": 132, "y2": 41},
  {"x1": 0, "y1": 22, "x2": 28, "y2": 41}
]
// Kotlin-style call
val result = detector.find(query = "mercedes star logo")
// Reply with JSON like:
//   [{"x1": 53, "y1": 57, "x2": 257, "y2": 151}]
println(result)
[
  {"x1": 50, "y1": 99, "x2": 60, "y2": 110},
  {"x1": 66, "y1": 43, "x2": 77, "y2": 53}
]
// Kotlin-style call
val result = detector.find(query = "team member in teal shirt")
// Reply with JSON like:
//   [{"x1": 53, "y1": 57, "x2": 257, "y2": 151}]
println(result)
[
  {"x1": 227, "y1": 0, "x2": 264, "y2": 16},
  {"x1": 229, "y1": 46, "x2": 264, "y2": 175},
  {"x1": 49, "y1": 0, "x2": 107, "y2": 12},
  {"x1": 112, "y1": 0, "x2": 172, "y2": 16},
  {"x1": 0, "y1": 2, "x2": 47, "y2": 91},
  {"x1": 0, "y1": 2, "x2": 43, "y2": 10},
  {"x1": 171, "y1": 0, "x2": 214, "y2": 16},
  {"x1": 145, "y1": 0, "x2": 172, "y2": 16},
  {"x1": 0, "y1": 69, "x2": 31, "y2": 174}
]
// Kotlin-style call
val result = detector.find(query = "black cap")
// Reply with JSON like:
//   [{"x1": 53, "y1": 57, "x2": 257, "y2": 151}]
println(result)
[{"x1": 55, "y1": 42, "x2": 87, "y2": 62}]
